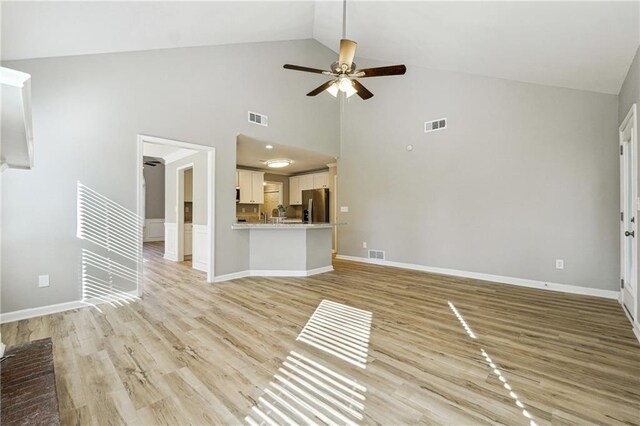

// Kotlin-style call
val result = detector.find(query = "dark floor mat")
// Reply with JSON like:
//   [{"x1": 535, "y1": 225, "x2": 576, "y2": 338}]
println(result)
[{"x1": 1, "y1": 338, "x2": 60, "y2": 426}]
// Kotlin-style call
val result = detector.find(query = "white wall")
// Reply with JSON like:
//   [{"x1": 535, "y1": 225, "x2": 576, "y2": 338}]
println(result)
[
  {"x1": 338, "y1": 59, "x2": 620, "y2": 291},
  {"x1": 1, "y1": 39, "x2": 340, "y2": 313}
]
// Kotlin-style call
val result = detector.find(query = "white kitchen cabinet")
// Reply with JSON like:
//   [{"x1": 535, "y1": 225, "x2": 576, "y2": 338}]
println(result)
[
  {"x1": 289, "y1": 176, "x2": 301, "y2": 205},
  {"x1": 237, "y1": 169, "x2": 264, "y2": 204},
  {"x1": 289, "y1": 172, "x2": 330, "y2": 205},
  {"x1": 300, "y1": 174, "x2": 314, "y2": 191},
  {"x1": 313, "y1": 172, "x2": 329, "y2": 189},
  {"x1": 251, "y1": 172, "x2": 264, "y2": 204},
  {"x1": 184, "y1": 223, "x2": 193, "y2": 257}
]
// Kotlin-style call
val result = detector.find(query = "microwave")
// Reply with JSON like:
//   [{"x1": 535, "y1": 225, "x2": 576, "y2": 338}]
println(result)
[{"x1": 236, "y1": 188, "x2": 240, "y2": 203}]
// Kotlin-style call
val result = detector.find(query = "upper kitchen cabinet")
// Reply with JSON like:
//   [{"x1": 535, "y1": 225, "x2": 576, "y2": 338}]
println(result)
[
  {"x1": 289, "y1": 176, "x2": 301, "y2": 205},
  {"x1": 237, "y1": 169, "x2": 264, "y2": 204},
  {"x1": 1, "y1": 67, "x2": 33, "y2": 170},
  {"x1": 289, "y1": 171, "x2": 329, "y2": 205},
  {"x1": 313, "y1": 172, "x2": 329, "y2": 189}
]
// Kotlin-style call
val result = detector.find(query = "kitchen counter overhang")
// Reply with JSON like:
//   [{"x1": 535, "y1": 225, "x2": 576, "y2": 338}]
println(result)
[{"x1": 231, "y1": 222, "x2": 343, "y2": 277}]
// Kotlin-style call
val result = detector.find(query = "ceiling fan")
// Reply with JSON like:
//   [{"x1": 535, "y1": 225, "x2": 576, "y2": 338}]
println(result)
[
  {"x1": 144, "y1": 159, "x2": 162, "y2": 167},
  {"x1": 283, "y1": 0, "x2": 406, "y2": 100}
]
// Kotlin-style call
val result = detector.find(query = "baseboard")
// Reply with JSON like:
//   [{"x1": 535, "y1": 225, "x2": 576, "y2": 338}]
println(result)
[
  {"x1": 163, "y1": 253, "x2": 179, "y2": 262},
  {"x1": 0, "y1": 300, "x2": 86, "y2": 324},
  {"x1": 336, "y1": 255, "x2": 620, "y2": 300},
  {"x1": 215, "y1": 270, "x2": 250, "y2": 282},
  {"x1": 214, "y1": 266, "x2": 334, "y2": 282},
  {"x1": 192, "y1": 260, "x2": 208, "y2": 273},
  {"x1": 143, "y1": 237, "x2": 164, "y2": 243},
  {"x1": 0, "y1": 290, "x2": 139, "y2": 324}
]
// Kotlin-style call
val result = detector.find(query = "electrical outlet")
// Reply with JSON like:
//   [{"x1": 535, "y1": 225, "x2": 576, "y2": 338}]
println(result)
[
  {"x1": 340, "y1": 206, "x2": 349, "y2": 213},
  {"x1": 38, "y1": 274, "x2": 50, "y2": 288},
  {"x1": 242, "y1": 208, "x2": 245, "y2": 213},
  {"x1": 253, "y1": 208, "x2": 257, "y2": 213},
  {"x1": 555, "y1": 259, "x2": 564, "y2": 270},
  {"x1": 362, "y1": 242, "x2": 367, "y2": 248}
]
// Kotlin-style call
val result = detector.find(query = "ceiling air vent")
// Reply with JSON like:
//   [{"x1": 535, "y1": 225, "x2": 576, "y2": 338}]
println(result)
[
  {"x1": 368, "y1": 250, "x2": 385, "y2": 260},
  {"x1": 424, "y1": 117, "x2": 447, "y2": 133},
  {"x1": 248, "y1": 111, "x2": 268, "y2": 127}
]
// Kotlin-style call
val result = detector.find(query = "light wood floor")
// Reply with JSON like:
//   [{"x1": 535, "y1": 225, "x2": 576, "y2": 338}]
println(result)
[{"x1": 2, "y1": 241, "x2": 639, "y2": 425}]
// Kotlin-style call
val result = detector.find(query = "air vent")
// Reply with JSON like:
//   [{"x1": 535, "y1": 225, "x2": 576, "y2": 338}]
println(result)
[
  {"x1": 368, "y1": 250, "x2": 385, "y2": 260},
  {"x1": 248, "y1": 111, "x2": 268, "y2": 127},
  {"x1": 424, "y1": 117, "x2": 447, "y2": 133}
]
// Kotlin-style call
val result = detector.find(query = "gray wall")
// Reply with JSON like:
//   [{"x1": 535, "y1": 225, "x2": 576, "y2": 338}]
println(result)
[
  {"x1": 142, "y1": 157, "x2": 165, "y2": 219},
  {"x1": 1, "y1": 39, "x2": 339, "y2": 312},
  {"x1": 619, "y1": 47, "x2": 639, "y2": 123},
  {"x1": 338, "y1": 59, "x2": 620, "y2": 291}
]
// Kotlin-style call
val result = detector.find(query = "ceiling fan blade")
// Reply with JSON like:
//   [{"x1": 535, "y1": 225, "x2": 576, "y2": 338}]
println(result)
[
  {"x1": 144, "y1": 162, "x2": 157, "y2": 167},
  {"x1": 353, "y1": 65, "x2": 407, "y2": 78},
  {"x1": 352, "y1": 80, "x2": 374, "y2": 100},
  {"x1": 284, "y1": 64, "x2": 332, "y2": 75},
  {"x1": 338, "y1": 39, "x2": 357, "y2": 70},
  {"x1": 307, "y1": 80, "x2": 337, "y2": 96}
]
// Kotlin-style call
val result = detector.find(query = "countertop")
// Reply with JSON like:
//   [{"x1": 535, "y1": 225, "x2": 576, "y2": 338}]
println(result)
[{"x1": 232, "y1": 222, "x2": 344, "y2": 230}]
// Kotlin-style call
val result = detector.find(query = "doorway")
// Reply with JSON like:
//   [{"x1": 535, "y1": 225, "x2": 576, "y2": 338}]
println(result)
[
  {"x1": 620, "y1": 104, "x2": 638, "y2": 326},
  {"x1": 137, "y1": 135, "x2": 216, "y2": 294},
  {"x1": 263, "y1": 181, "x2": 283, "y2": 216}
]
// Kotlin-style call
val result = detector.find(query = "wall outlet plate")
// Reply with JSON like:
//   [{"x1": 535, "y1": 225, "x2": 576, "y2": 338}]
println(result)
[
  {"x1": 362, "y1": 242, "x2": 367, "y2": 248},
  {"x1": 555, "y1": 259, "x2": 564, "y2": 270},
  {"x1": 38, "y1": 274, "x2": 50, "y2": 288},
  {"x1": 340, "y1": 206, "x2": 349, "y2": 213}
]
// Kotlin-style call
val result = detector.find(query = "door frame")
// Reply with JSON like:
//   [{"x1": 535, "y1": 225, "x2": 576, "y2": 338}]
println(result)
[
  {"x1": 137, "y1": 134, "x2": 216, "y2": 294},
  {"x1": 619, "y1": 103, "x2": 639, "y2": 336},
  {"x1": 176, "y1": 163, "x2": 194, "y2": 263}
]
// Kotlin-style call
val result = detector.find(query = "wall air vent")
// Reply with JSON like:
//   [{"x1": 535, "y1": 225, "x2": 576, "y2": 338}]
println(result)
[
  {"x1": 424, "y1": 117, "x2": 447, "y2": 133},
  {"x1": 368, "y1": 250, "x2": 385, "y2": 260},
  {"x1": 248, "y1": 111, "x2": 268, "y2": 127}
]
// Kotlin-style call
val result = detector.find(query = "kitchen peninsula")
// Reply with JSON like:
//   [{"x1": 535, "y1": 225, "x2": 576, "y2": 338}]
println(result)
[{"x1": 232, "y1": 223, "x2": 341, "y2": 276}]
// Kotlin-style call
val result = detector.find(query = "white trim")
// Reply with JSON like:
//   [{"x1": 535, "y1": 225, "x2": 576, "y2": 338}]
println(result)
[
  {"x1": 0, "y1": 67, "x2": 30, "y2": 88},
  {"x1": 0, "y1": 290, "x2": 140, "y2": 324},
  {"x1": 619, "y1": 103, "x2": 639, "y2": 334},
  {"x1": 192, "y1": 224, "x2": 208, "y2": 272},
  {"x1": 336, "y1": 255, "x2": 620, "y2": 300},
  {"x1": 214, "y1": 266, "x2": 334, "y2": 282},
  {"x1": 143, "y1": 218, "x2": 165, "y2": 242}
]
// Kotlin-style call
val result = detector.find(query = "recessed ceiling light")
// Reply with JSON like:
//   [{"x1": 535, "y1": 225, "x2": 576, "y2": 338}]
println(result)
[
  {"x1": 265, "y1": 145, "x2": 273, "y2": 149},
  {"x1": 266, "y1": 159, "x2": 292, "y2": 168}
]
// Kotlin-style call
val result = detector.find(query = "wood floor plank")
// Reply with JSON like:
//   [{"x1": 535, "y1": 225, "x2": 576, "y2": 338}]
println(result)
[{"x1": 2, "y1": 241, "x2": 639, "y2": 425}]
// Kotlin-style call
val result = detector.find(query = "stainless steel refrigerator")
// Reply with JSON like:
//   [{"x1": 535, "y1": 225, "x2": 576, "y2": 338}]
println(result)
[{"x1": 302, "y1": 188, "x2": 330, "y2": 223}]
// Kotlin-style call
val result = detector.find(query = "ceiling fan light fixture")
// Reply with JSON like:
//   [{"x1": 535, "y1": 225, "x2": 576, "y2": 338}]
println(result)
[
  {"x1": 344, "y1": 82, "x2": 357, "y2": 98},
  {"x1": 326, "y1": 81, "x2": 339, "y2": 97},
  {"x1": 266, "y1": 159, "x2": 292, "y2": 168}
]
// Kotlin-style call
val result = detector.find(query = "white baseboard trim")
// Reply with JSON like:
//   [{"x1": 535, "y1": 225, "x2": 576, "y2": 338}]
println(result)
[
  {"x1": 0, "y1": 290, "x2": 140, "y2": 324},
  {"x1": 214, "y1": 266, "x2": 334, "y2": 282},
  {"x1": 192, "y1": 260, "x2": 208, "y2": 273},
  {"x1": 1, "y1": 300, "x2": 86, "y2": 324},
  {"x1": 215, "y1": 270, "x2": 250, "y2": 282},
  {"x1": 143, "y1": 237, "x2": 165, "y2": 242},
  {"x1": 163, "y1": 253, "x2": 179, "y2": 262},
  {"x1": 336, "y1": 255, "x2": 620, "y2": 300}
]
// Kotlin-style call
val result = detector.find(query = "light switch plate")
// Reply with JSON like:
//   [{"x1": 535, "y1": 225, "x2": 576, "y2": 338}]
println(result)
[
  {"x1": 340, "y1": 206, "x2": 349, "y2": 213},
  {"x1": 38, "y1": 274, "x2": 50, "y2": 288}
]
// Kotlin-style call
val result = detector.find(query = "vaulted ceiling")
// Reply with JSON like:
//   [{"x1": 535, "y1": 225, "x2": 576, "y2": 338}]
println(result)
[{"x1": 2, "y1": 1, "x2": 638, "y2": 94}]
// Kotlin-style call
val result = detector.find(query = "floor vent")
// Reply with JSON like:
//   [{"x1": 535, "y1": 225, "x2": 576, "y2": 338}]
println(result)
[
  {"x1": 425, "y1": 117, "x2": 447, "y2": 133},
  {"x1": 368, "y1": 250, "x2": 385, "y2": 260},
  {"x1": 248, "y1": 111, "x2": 268, "y2": 127}
]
